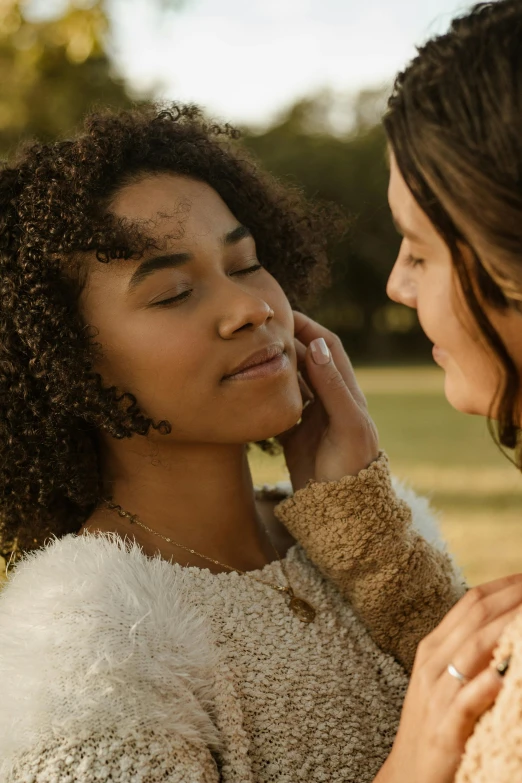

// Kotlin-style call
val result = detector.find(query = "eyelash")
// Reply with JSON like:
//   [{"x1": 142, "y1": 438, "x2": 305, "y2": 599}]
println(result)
[
  {"x1": 405, "y1": 254, "x2": 425, "y2": 268},
  {"x1": 151, "y1": 263, "x2": 263, "y2": 307}
]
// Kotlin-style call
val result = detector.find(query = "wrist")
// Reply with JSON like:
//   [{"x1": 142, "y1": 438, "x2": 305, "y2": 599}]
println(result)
[
  {"x1": 317, "y1": 447, "x2": 380, "y2": 483},
  {"x1": 372, "y1": 747, "x2": 405, "y2": 783}
]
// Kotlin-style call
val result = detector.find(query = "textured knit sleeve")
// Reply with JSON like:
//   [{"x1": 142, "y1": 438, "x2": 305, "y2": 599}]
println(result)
[
  {"x1": 273, "y1": 452, "x2": 465, "y2": 672},
  {"x1": 456, "y1": 611, "x2": 522, "y2": 783},
  {"x1": 3, "y1": 730, "x2": 220, "y2": 783}
]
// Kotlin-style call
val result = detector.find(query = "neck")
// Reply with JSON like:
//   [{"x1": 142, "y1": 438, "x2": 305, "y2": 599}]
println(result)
[{"x1": 92, "y1": 436, "x2": 276, "y2": 571}]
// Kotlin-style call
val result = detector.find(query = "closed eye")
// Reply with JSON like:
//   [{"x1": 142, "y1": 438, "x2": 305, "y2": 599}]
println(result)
[
  {"x1": 149, "y1": 265, "x2": 263, "y2": 307},
  {"x1": 405, "y1": 254, "x2": 425, "y2": 268},
  {"x1": 232, "y1": 263, "x2": 263, "y2": 276},
  {"x1": 151, "y1": 290, "x2": 192, "y2": 307}
]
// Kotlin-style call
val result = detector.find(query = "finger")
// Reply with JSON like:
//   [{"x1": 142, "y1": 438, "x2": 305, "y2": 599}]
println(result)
[
  {"x1": 424, "y1": 588, "x2": 522, "y2": 699},
  {"x1": 295, "y1": 338, "x2": 315, "y2": 391},
  {"x1": 293, "y1": 340, "x2": 315, "y2": 403},
  {"x1": 436, "y1": 666, "x2": 503, "y2": 752},
  {"x1": 294, "y1": 337, "x2": 308, "y2": 366},
  {"x1": 294, "y1": 312, "x2": 360, "y2": 390},
  {"x1": 441, "y1": 606, "x2": 521, "y2": 686},
  {"x1": 304, "y1": 338, "x2": 362, "y2": 425},
  {"x1": 295, "y1": 341, "x2": 317, "y2": 406},
  {"x1": 293, "y1": 311, "x2": 367, "y2": 408},
  {"x1": 298, "y1": 373, "x2": 315, "y2": 406},
  {"x1": 424, "y1": 573, "x2": 522, "y2": 644}
]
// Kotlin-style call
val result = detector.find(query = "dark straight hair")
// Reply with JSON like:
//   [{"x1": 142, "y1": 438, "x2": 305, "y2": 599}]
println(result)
[{"x1": 383, "y1": 0, "x2": 522, "y2": 463}]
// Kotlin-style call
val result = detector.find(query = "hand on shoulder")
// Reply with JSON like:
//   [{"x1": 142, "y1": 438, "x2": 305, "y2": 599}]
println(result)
[{"x1": 375, "y1": 574, "x2": 522, "y2": 783}]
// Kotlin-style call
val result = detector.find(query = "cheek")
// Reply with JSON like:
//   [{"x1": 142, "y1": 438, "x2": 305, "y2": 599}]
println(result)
[
  {"x1": 87, "y1": 275, "x2": 303, "y2": 442},
  {"x1": 418, "y1": 283, "x2": 501, "y2": 417},
  {"x1": 94, "y1": 312, "x2": 209, "y2": 409}
]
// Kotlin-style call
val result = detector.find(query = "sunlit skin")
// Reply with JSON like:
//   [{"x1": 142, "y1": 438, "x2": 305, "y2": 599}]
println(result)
[
  {"x1": 80, "y1": 173, "x2": 303, "y2": 570},
  {"x1": 386, "y1": 153, "x2": 522, "y2": 419}
]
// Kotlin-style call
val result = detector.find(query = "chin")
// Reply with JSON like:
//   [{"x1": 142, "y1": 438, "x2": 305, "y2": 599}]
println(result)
[
  {"x1": 443, "y1": 374, "x2": 491, "y2": 417},
  {"x1": 243, "y1": 398, "x2": 303, "y2": 443}
]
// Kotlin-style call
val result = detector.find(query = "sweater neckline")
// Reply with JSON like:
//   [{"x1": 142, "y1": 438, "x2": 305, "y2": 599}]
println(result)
[{"x1": 169, "y1": 542, "x2": 300, "y2": 582}]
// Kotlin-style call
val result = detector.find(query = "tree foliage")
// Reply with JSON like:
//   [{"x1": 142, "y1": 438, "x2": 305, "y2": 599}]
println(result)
[
  {"x1": 0, "y1": 3, "x2": 428, "y2": 362},
  {"x1": 244, "y1": 92, "x2": 430, "y2": 362},
  {"x1": 0, "y1": 0, "x2": 184, "y2": 153},
  {"x1": 0, "y1": 1, "x2": 133, "y2": 152}
]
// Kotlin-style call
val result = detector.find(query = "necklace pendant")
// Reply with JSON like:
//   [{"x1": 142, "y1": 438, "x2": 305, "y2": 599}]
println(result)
[{"x1": 288, "y1": 594, "x2": 316, "y2": 624}]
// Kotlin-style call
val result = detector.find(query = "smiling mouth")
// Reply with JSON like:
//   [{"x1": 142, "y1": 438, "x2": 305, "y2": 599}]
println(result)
[{"x1": 223, "y1": 346, "x2": 289, "y2": 381}]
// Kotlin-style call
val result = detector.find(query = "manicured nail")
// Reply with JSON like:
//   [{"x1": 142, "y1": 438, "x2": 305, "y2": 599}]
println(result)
[
  {"x1": 310, "y1": 338, "x2": 331, "y2": 365},
  {"x1": 496, "y1": 657, "x2": 511, "y2": 678}
]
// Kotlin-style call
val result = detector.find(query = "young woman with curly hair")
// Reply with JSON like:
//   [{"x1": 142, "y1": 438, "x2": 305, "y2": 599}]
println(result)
[{"x1": 0, "y1": 102, "x2": 510, "y2": 782}]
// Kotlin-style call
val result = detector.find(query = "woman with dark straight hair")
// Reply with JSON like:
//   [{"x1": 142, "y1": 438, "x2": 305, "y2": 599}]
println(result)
[{"x1": 378, "y1": 0, "x2": 522, "y2": 780}]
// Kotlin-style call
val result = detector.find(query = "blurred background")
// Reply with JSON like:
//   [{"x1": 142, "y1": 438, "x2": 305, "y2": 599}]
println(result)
[{"x1": 1, "y1": 0, "x2": 521, "y2": 584}]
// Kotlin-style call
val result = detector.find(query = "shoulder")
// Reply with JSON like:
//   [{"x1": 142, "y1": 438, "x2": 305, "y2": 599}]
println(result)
[{"x1": 0, "y1": 533, "x2": 219, "y2": 766}]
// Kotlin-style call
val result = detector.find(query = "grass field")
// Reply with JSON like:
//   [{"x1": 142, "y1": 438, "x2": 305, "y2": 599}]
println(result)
[{"x1": 249, "y1": 366, "x2": 522, "y2": 586}]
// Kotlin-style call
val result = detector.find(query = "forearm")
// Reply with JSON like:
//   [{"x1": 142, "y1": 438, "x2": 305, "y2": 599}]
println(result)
[
  {"x1": 275, "y1": 452, "x2": 465, "y2": 671},
  {"x1": 372, "y1": 755, "x2": 400, "y2": 783}
]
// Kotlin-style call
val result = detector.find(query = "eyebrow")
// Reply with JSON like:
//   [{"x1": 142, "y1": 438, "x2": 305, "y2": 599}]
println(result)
[
  {"x1": 127, "y1": 224, "x2": 252, "y2": 291},
  {"x1": 224, "y1": 224, "x2": 251, "y2": 246},
  {"x1": 392, "y1": 216, "x2": 423, "y2": 243}
]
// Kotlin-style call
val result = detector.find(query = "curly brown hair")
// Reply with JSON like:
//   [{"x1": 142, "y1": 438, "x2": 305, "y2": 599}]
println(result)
[{"x1": 0, "y1": 104, "x2": 342, "y2": 560}]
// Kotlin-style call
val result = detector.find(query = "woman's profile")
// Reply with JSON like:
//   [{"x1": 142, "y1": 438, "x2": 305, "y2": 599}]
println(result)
[{"x1": 378, "y1": 0, "x2": 522, "y2": 780}]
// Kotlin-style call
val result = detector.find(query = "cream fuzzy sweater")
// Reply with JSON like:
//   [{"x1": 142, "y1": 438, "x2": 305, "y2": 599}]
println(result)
[{"x1": 0, "y1": 455, "x2": 462, "y2": 782}]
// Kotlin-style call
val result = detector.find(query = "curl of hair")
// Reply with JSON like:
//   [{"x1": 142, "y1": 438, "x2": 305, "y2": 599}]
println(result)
[
  {"x1": 383, "y1": 0, "x2": 522, "y2": 464},
  {"x1": 0, "y1": 104, "x2": 344, "y2": 558}
]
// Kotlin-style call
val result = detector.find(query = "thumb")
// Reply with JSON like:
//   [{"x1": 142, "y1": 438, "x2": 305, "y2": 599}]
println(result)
[{"x1": 306, "y1": 337, "x2": 359, "y2": 422}]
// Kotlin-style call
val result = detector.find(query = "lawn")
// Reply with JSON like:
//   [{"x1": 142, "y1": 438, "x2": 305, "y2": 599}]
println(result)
[{"x1": 249, "y1": 366, "x2": 522, "y2": 586}]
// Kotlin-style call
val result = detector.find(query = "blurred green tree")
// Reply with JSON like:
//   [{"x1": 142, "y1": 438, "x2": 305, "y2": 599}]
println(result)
[
  {"x1": 0, "y1": 2, "x2": 428, "y2": 363},
  {"x1": 0, "y1": 0, "x2": 181, "y2": 154},
  {"x1": 244, "y1": 91, "x2": 431, "y2": 363}
]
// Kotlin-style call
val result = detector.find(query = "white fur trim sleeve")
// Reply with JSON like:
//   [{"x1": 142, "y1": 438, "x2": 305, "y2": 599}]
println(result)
[
  {"x1": 0, "y1": 534, "x2": 220, "y2": 779},
  {"x1": 392, "y1": 475, "x2": 464, "y2": 590}
]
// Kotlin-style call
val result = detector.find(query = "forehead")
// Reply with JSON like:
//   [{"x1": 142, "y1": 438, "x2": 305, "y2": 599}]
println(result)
[
  {"x1": 109, "y1": 173, "x2": 237, "y2": 235},
  {"x1": 387, "y1": 155, "x2": 437, "y2": 240},
  {"x1": 388, "y1": 155, "x2": 417, "y2": 217}
]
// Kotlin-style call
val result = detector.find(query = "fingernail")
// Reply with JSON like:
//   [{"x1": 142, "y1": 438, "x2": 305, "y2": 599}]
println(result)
[
  {"x1": 311, "y1": 338, "x2": 331, "y2": 365},
  {"x1": 496, "y1": 656, "x2": 511, "y2": 678}
]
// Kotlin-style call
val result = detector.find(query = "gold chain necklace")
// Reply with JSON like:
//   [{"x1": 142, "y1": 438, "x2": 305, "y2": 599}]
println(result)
[{"x1": 101, "y1": 497, "x2": 316, "y2": 624}]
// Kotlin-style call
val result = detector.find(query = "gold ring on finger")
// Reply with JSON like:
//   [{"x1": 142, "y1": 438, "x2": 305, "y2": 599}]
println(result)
[{"x1": 447, "y1": 662, "x2": 470, "y2": 685}]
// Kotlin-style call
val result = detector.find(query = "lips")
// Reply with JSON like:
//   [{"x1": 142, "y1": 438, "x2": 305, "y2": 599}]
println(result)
[
  {"x1": 223, "y1": 343, "x2": 285, "y2": 379},
  {"x1": 432, "y1": 344, "x2": 447, "y2": 365}
]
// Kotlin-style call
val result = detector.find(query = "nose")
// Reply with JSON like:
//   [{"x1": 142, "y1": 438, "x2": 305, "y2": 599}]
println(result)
[
  {"x1": 217, "y1": 288, "x2": 274, "y2": 339},
  {"x1": 386, "y1": 257, "x2": 417, "y2": 309}
]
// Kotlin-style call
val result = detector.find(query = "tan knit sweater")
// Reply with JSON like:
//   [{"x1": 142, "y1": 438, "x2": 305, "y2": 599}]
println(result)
[
  {"x1": 274, "y1": 453, "x2": 464, "y2": 672},
  {"x1": 0, "y1": 454, "x2": 462, "y2": 782}
]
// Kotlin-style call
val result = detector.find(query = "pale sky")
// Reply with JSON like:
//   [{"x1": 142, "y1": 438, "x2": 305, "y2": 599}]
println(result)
[{"x1": 110, "y1": 0, "x2": 471, "y2": 128}]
